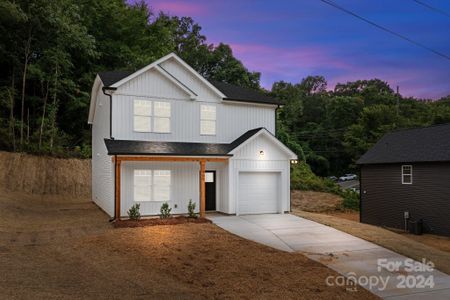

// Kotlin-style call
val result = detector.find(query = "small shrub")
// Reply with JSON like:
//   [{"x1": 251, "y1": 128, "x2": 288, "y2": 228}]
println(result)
[
  {"x1": 160, "y1": 202, "x2": 172, "y2": 218},
  {"x1": 127, "y1": 203, "x2": 141, "y2": 220},
  {"x1": 341, "y1": 190, "x2": 360, "y2": 210},
  {"x1": 187, "y1": 199, "x2": 197, "y2": 218}
]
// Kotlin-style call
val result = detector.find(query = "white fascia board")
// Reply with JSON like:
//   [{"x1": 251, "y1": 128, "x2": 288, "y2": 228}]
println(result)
[
  {"x1": 88, "y1": 75, "x2": 102, "y2": 124},
  {"x1": 154, "y1": 65, "x2": 197, "y2": 99},
  {"x1": 109, "y1": 52, "x2": 226, "y2": 99},
  {"x1": 229, "y1": 128, "x2": 298, "y2": 159}
]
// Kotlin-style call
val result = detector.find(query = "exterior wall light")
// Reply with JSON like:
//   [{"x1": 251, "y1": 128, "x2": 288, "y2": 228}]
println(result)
[
  {"x1": 290, "y1": 159, "x2": 298, "y2": 164},
  {"x1": 259, "y1": 150, "x2": 265, "y2": 157}
]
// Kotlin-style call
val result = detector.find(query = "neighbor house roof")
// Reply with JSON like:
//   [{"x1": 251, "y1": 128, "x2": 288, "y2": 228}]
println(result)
[
  {"x1": 357, "y1": 123, "x2": 450, "y2": 165},
  {"x1": 104, "y1": 127, "x2": 264, "y2": 156},
  {"x1": 97, "y1": 72, "x2": 281, "y2": 105}
]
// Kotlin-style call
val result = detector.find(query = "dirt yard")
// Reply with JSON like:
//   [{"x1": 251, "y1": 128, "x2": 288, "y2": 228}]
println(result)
[
  {"x1": 291, "y1": 190, "x2": 450, "y2": 275},
  {"x1": 0, "y1": 190, "x2": 376, "y2": 299}
]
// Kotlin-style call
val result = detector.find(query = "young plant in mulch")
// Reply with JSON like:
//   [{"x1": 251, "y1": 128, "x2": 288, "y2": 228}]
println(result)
[
  {"x1": 160, "y1": 202, "x2": 172, "y2": 219},
  {"x1": 187, "y1": 199, "x2": 198, "y2": 218},
  {"x1": 127, "y1": 203, "x2": 141, "y2": 220}
]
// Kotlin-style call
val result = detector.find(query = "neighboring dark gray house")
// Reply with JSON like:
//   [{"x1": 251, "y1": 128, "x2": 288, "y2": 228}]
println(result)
[{"x1": 357, "y1": 124, "x2": 450, "y2": 236}]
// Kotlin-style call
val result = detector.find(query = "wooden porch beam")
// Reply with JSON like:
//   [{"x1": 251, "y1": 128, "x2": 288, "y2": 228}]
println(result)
[
  {"x1": 116, "y1": 156, "x2": 229, "y2": 163},
  {"x1": 199, "y1": 160, "x2": 206, "y2": 217},
  {"x1": 115, "y1": 160, "x2": 121, "y2": 220}
]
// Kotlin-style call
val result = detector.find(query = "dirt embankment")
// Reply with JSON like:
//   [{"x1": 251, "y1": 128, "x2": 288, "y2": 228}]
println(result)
[{"x1": 0, "y1": 151, "x2": 91, "y2": 198}]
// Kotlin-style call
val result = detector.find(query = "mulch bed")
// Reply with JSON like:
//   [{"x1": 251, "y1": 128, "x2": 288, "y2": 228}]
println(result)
[{"x1": 114, "y1": 216, "x2": 211, "y2": 228}]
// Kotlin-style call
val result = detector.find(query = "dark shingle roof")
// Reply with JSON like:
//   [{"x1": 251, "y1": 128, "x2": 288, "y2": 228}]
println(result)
[
  {"x1": 357, "y1": 124, "x2": 450, "y2": 164},
  {"x1": 104, "y1": 128, "x2": 263, "y2": 156},
  {"x1": 209, "y1": 81, "x2": 281, "y2": 105},
  {"x1": 97, "y1": 70, "x2": 281, "y2": 105},
  {"x1": 98, "y1": 71, "x2": 133, "y2": 87}
]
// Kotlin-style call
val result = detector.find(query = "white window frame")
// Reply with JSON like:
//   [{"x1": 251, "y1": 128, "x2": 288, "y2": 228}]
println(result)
[
  {"x1": 200, "y1": 105, "x2": 216, "y2": 135},
  {"x1": 133, "y1": 100, "x2": 152, "y2": 132},
  {"x1": 133, "y1": 169, "x2": 171, "y2": 202},
  {"x1": 401, "y1": 165, "x2": 413, "y2": 185},
  {"x1": 153, "y1": 101, "x2": 171, "y2": 133},
  {"x1": 133, "y1": 100, "x2": 171, "y2": 133}
]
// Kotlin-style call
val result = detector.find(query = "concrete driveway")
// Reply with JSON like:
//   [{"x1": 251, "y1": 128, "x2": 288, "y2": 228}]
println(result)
[{"x1": 208, "y1": 214, "x2": 450, "y2": 300}]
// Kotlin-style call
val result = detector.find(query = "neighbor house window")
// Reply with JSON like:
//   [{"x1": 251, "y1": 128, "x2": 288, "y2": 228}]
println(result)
[
  {"x1": 133, "y1": 100, "x2": 171, "y2": 133},
  {"x1": 200, "y1": 105, "x2": 216, "y2": 135},
  {"x1": 402, "y1": 165, "x2": 412, "y2": 184},
  {"x1": 153, "y1": 101, "x2": 171, "y2": 133},
  {"x1": 133, "y1": 170, "x2": 171, "y2": 201},
  {"x1": 133, "y1": 100, "x2": 152, "y2": 132}
]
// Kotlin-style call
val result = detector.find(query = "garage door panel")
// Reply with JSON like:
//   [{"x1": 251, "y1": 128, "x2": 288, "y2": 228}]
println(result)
[{"x1": 238, "y1": 172, "x2": 280, "y2": 214}]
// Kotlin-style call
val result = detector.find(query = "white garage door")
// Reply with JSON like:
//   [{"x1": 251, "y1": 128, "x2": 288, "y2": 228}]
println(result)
[{"x1": 238, "y1": 172, "x2": 280, "y2": 214}]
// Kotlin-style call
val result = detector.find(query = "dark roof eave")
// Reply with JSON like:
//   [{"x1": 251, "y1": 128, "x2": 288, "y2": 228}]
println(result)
[
  {"x1": 222, "y1": 97, "x2": 281, "y2": 105},
  {"x1": 357, "y1": 159, "x2": 450, "y2": 165},
  {"x1": 108, "y1": 152, "x2": 233, "y2": 157}
]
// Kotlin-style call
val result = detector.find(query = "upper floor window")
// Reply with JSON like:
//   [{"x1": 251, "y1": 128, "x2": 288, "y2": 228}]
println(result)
[
  {"x1": 154, "y1": 102, "x2": 171, "y2": 133},
  {"x1": 133, "y1": 100, "x2": 152, "y2": 132},
  {"x1": 133, "y1": 100, "x2": 171, "y2": 133},
  {"x1": 133, "y1": 169, "x2": 171, "y2": 202},
  {"x1": 200, "y1": 105, "x2": 216, "y2": 135},
  {"x1": 402, "y1": 165, "x2": 412, "y2": 184}
]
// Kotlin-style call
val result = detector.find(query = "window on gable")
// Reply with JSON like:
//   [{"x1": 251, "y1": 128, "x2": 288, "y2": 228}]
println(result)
[
  {"x1": 200, "y1": 105, "x2": 216, "y2": 135},
  {"x1": 133, "y1": 100, "x2": 152, "y2": 132},
  {"x1": 133, "y1": 170, "x2": 171, "y2": 202},
  {"x1": 402, "y1": 165, "x2": 412, "y2": 184},
  {"x1": 153, "y1": 101, "x2": 171, "y2": 133}
]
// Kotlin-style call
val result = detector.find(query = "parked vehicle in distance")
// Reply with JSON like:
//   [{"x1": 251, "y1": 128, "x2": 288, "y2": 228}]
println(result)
[
  {"x1": 339, "y1": 174, "x2": 358, "y2": 181},
  {"x1": 327, "y1": 176, "x2": 338, "y2": 182}
]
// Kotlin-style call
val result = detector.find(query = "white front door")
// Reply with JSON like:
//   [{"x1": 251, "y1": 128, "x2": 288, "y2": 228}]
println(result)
[{"x1": 238, "y1": 172, "x2": 280, "y2": 214}]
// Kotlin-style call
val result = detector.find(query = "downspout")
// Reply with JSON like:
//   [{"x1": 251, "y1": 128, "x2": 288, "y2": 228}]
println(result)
[
  {"x1": 102, "y1": 86, "x2": 117, "y2": 222},
  {"x1": 101, "y1": 86, "x2": 117, "y2": 140}
]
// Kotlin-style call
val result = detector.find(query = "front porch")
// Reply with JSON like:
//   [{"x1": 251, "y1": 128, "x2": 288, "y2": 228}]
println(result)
[{"x1": 113, "y1": 156, "x2": 229, "y2": 219}]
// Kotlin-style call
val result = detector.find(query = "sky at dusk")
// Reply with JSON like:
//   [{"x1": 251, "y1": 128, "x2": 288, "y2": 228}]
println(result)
[{"x1": 145, "y1": 0, "x2": 449, "y2": 99}]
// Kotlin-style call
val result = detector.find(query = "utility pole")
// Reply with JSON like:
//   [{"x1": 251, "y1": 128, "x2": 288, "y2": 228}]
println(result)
[{"x1": 396, "y1": 86, "x2": 400, "y2": 128}]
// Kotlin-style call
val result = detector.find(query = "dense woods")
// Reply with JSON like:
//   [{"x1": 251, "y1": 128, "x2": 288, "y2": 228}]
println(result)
[{"x1": 1, "y1": 0, "x2": 449, "y2": 176}]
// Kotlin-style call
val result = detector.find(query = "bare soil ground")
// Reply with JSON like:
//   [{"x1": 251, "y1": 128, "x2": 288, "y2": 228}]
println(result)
[
  {"x1": 291, "y1": 190, "x2": 450, "y2": 275},
  {"x1": 291, "y1": 190, "x2": 343, "y2": 212},
  {"x1": 0, "y1": 190, "x2": 376, "y2": 300}
]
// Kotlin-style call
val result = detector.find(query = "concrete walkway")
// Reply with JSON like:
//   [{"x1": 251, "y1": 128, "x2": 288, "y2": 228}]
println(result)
[{"x1": 208, "y1": 214, "x2": 450, "y2": 299}]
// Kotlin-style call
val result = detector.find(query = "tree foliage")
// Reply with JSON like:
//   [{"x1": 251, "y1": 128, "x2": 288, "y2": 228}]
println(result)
[
  {"x1": 0, "y1": 0, "x2": 448, "y2": 179},
  {"x1": 272, "y1": 76, "x2": 450, "y2": 176},
  {"x1": 0, "y1": 0, "x2": 258, "y2": 156}
]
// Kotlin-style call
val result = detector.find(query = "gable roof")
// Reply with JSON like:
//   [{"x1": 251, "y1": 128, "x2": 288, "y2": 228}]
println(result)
[
  {"x1": 209, "y1": 81, "x2": 281, "y2": 105},
  {"x1": 357, "y1": 123, "x2": 450, "y2": 165},
  {"x1": 96, "y1": 53, "x2": 281, "y2": 106},
  {"x1": 104, "y1": 127, "x2": 290, "y2": 157},
  {"x1": 98, "y1": 70, "x2": 133, "y2": 87}
]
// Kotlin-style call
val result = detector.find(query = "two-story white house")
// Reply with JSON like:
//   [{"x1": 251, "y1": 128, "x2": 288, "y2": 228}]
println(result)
[{"x1": 88, "y1": 53, "x2": 297, "y2": 220}]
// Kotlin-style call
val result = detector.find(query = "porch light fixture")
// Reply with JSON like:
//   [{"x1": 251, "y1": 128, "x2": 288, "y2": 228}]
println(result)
[
  {"x1": 259, "y1": 150, "x2": 265, "y2": 157},
  {"x1": 290, "y1": 159, "x2": 298, "y2": 164}
]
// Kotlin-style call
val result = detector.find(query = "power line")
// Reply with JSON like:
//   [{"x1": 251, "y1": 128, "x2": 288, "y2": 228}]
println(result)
[
  {"x1": 319, "y1": 0, "x2": 450, "y2": 61},
  {"x1": 413, "y1": 0, "x2": 450, "y2": 19}
]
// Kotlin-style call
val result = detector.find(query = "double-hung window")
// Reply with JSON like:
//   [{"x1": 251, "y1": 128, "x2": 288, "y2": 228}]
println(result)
[
  {"x1": 401, "y1": 165, "x2": 412, "y2": 184},
  {"x1": 200, "y1": 105, "x2": 216, "y2": 135},
  {"x1": 133, "y1": 170, "x2": 171, "y2": 201},
  {"x1": 133, "y1": 100, "x2": 171, "y2": 133}
]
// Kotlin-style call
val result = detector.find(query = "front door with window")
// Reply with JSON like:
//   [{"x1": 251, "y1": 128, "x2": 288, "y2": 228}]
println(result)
[{"x1": 205, "y1": 171, "x2": 216, "y2": 211}]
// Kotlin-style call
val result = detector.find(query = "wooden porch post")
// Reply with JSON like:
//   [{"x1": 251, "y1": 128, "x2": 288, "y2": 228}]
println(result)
[
  {"x1": 115, "y1": 159, "x2": 121, "y2": 220},
  {"x1": 199, "y1": 160, "x2": 206, "y2": 217}
]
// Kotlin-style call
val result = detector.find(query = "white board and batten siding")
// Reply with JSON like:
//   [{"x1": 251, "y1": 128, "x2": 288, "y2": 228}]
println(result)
[
  {"x1": 91, "y1": 86, "x2": 115, "y2": 216},
  {"x1": 120, "y1": 161, "x2": 228, "y2": 217},
  {"x1": 111, "y1": 59, "x2": 275, "y2": 143},
  {"x1": 227, "y1": 133, "x2": 292, "y2": 215}
]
